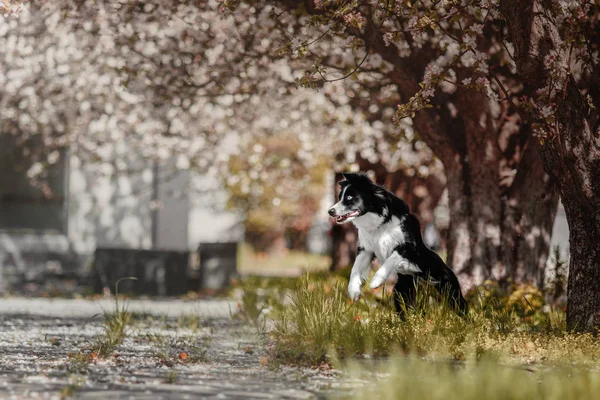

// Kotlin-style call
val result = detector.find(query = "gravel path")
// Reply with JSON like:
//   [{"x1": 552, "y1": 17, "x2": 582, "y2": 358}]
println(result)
[{"x1": 0, "y1": 298, "x2": 343, "y2": 399}]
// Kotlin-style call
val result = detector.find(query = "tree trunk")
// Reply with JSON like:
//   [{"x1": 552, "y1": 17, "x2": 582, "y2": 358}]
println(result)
[
  {"x1": 443, "y1": 148, "x2": 557, "y2": 290},
  {"x1": 500, "y1": 0, "x2": 600, "y2": 330},
  {"x1": 562, "y1": 194, "x2": 600, "y2": 331},
  {"x1": 443, "y1": 87, "x2": 503, "y2": 287},
  {"x1": 501, "y1": 139, "x2": 558, "y2": 285},
  {"x1": 439, "y1": 87, "x2": 558, "y2": 290},
  {"x1": 542, "y1": 82, "x2": 600, "y2": 331},
  {"x1": 444, "y1": 158, "x2": 493, "y2": 288}
]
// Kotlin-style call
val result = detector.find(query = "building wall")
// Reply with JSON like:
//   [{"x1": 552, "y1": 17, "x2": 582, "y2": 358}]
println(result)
[
  {"x1": 67, "y1": 153, "x2": 243, "y2": 256},
  {"x1": 153, "y1": 162, "x2": 190, "y2": 250},
  {"x1": 67, "y1": 154, "x2": 154, "y2": 253},
  {"x1": 187, "y1": 175, "x2": 244, "y2": 246}
]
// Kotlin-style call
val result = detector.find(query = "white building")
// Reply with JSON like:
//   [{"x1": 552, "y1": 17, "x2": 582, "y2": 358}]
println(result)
[{"x1": 0, "y1": 137, "x2": 243, "y2": 291}]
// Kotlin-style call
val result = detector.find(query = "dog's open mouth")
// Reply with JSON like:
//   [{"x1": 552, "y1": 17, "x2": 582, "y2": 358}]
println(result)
[{"x1": 334, "y1": 211, "x2": 360, "y2": 223}]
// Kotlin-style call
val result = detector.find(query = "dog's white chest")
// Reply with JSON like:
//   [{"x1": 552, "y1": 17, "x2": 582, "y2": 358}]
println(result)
[
  {"x1": 375, "y1": 230, "x2": 399, "y2": 262},
  {"x1": 357, "y1": 216, "x2": 407, "y2": 264}
]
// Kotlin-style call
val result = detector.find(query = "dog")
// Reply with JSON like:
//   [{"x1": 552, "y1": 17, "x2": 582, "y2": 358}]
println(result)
[{"x1": 328, "y1": 172, "x2": 468, "y2": 316}]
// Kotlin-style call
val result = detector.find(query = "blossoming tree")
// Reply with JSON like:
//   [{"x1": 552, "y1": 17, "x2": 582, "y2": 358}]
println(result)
[
  {"x1": 2, "y1": 1, "x2": 443, "y2": 257},
  {"x1": 234, "y1": 0, "x2": 597, "y2": 330},
  {"x1": 6, "y1": 0, "x2": 600, "y2": 330},
  {"x1": 217, "y1": 0, "x2": 560, "y2": 290}
]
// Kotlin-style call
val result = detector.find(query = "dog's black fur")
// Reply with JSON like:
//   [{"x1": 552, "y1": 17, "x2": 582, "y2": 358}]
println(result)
[{"x1": 328, "y1": 172, "x2": 468, "y2": 316}]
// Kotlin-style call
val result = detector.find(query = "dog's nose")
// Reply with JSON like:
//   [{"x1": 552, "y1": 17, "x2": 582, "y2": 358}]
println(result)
[{"x1": 328, "y1": 208, "x2": 336, "y2": 216}]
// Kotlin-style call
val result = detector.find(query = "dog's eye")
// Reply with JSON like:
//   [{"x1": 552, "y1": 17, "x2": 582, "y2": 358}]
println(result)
[{"x1": 346, "y1": 195, "x2": 353, "y2": 200}]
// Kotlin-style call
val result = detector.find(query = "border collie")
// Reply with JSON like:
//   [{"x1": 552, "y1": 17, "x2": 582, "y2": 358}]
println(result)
[{"x1": 328, "y1": 172, "x2": 468, "y2": 315}]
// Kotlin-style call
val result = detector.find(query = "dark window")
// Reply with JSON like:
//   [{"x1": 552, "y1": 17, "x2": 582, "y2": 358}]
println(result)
[{"x1": 0, "y1": 134, "x2": 67, "y2": 232}]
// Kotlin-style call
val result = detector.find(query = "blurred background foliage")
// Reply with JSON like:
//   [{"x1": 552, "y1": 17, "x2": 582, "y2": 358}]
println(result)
[{"x1": 226, "y1": 134, "x2": 330, "y2": 253}]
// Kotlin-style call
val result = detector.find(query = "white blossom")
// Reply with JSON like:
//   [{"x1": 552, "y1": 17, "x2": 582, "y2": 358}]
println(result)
[
  {"x1": 462, "y1": 34, "x2": 477, "y2": 49},
  {"x1": 539, "y1": 105, "x2": 554, "y2": 118}
]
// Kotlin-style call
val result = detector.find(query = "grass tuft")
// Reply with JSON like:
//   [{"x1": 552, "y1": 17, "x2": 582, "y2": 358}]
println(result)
[
  {"x1": 91, "y1": 277, "x2": 137, "y2": 357},
  {"x1": 164, "y1": 370, "x2": 178, "y2": 384}
]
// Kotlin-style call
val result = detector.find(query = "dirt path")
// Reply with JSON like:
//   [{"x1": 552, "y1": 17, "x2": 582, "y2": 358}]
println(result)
[{"x1": 0, "y1": 298, "x2": 342, "y2": 399}]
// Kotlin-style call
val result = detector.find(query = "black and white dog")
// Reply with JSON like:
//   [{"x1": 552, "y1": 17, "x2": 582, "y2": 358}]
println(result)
[{"x1": 328, "y1": 172, "x2": 468, "y2": 315}]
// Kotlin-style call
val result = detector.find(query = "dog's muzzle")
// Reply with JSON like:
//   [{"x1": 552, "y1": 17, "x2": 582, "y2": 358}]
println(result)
[{"x1": 328, "y1": 206, "x2": 360, "y2": 224}]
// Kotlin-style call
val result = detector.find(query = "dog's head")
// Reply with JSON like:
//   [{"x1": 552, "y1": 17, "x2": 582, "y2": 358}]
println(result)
[{"x1": 328, "y1": 172, "x2": 381, "y2": 224}]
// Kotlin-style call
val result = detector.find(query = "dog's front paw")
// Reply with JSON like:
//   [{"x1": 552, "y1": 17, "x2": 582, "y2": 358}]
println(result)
[
  {"x1": 370, "y1": 269, "x2": 389, "y2": 289},
  {"x1": 348, "y1": 277, "x2": 362, "y2": 302}
]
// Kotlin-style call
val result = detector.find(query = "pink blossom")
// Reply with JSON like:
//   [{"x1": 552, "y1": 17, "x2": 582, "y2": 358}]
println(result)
[
  {"x1": 476, "y1": 76, "x2": 489, "y2": 86},
  {"x1": 469, "y1": 23, "x2": 484, "y2": 35},
  {"x1": 476, "y1": 60, "x2": 489, "y2": 74},
  {"x1": 422, "y1": 87, "x2": 435, "y2": 98},
  {"x1": 383, "y1": 32, "x2": 393, "y2": 47},
  {"x1": 462, "y1": 34, "x2": 477, "y2": 49},
  {"x1": 423, "y1": 63, "x2": 443, "y2": 85}
]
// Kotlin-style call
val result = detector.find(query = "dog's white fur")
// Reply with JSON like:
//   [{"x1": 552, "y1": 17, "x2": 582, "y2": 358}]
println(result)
[{"x1": 348, "y1": 214, "x2": 421, "y2": 301}]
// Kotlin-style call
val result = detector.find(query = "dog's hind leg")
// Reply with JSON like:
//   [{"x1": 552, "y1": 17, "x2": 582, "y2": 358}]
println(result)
[{"x1": 393, "y1": 274, "x2": 417, "y2": 318}]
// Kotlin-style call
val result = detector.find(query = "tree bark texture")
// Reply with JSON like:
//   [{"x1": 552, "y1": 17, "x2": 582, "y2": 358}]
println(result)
[
  {"x1": 440, "y1": 109, "x2": 557, "y2": 289},
  {"x1": 500, "y1": 0, "x2": 600, "y2": 330}
]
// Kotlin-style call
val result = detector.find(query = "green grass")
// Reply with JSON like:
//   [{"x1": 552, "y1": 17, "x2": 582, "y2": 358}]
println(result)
[
  {"x1": 340, "y1": 357, "x2": 600, "y2": 400},
  {"x1": 164, "y1": 370, "x2": 178, "y2": 384},
  {"x1": 176, "y1": 314, "x2": 203, "y2": 333},
  {"x1": 265, "y1": 275, "x2": 600, "y2": 368},
  {"x1": 67, "y1": 278, "x2": 137, "y2": 367},
  {"x1": 91, "y1": 278, "x2": 136, "y2": 357},
  {"x1": 259, "y1": 275, "x2": 600, "y2": 398}
]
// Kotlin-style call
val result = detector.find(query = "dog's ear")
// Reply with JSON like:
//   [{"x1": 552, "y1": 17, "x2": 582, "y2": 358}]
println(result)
[
  {"x1": 338, "y1": 179, "x2": 350, "y2": 188},
  {"x1": 341, "y1": 172, "x2": 361, "y2": 183},
  {"x1": 342, "y1": 172, "x2": 373, "y2": 188}
]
